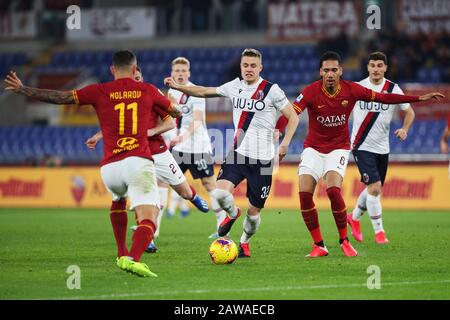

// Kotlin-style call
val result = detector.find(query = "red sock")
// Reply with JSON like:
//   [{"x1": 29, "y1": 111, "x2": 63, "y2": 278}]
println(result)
[
  {"x1": 189, "y1": 185, "x2": 197, "y2": 200},
  {"x1": 110, "y1": 199, "x2": 128, "y2": 257},
  {"x1": 299, "y1": 192, "x2": 323, "y2": 244},
  {"x1": 326, "y1": 187, "x2": 348, "y2": 240},
  {"x1": 129, "y1": 219, "x2": 156, "y2": 262}
]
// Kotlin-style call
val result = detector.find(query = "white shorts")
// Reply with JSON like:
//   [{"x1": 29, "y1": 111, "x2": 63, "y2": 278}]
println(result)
[
  {"x1": 153, "y1": 150, "x2": 186, "y2": 186},
  {"x1": 100, "y1": 156, "x2": 159, "y2": 210},
  {"x1": 298, "y1": 147, "x2": 350, "y2": 182}
]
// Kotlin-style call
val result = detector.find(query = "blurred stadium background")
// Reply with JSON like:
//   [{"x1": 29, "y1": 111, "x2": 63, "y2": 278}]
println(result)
[{"x1": 0, "y1": 0, "x2": 449, "y2": 210}]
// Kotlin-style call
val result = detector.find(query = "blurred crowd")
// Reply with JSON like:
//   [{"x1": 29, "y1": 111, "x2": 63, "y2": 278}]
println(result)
[{"x1": 362, "y1": 30, "x2": 450, "y2": 83}]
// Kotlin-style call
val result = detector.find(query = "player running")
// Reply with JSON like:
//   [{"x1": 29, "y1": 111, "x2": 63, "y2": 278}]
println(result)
[
  {"x1": 278, "y1": 51, "x2": 443, "y2": 258},
  {"x1": 347, "y1": 52, "x2": 416, "y2": 244},
  {"x1": 164, "y1": 48, "x2": 299, "y2": 258},
  {"x1": 85, "y1": 67, "x2": 209, "y2": 253},
  {"x1": 4, "y1": 50, "x2": 182, "y2": 277},
  {"x1": 168, "y1": 57, "x2": 227, "y2": 239}
]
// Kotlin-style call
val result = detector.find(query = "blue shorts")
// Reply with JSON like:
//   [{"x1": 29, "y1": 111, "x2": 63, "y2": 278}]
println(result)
[
  {"x1": 352, "y1": 150, "x2": 389, "y2": 185},
  {"x1": 217, "y1": 151, "x2": 274, "y2": 209}
]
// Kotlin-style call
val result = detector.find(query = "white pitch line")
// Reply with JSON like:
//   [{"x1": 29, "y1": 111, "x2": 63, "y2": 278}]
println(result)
[{"x1": 43, "y1": 279, "x2": 450, "y2": 300}]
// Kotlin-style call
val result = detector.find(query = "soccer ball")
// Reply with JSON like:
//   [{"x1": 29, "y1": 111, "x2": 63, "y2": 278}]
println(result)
[{"x1": 209, "y1": 237, "x2": 238, "y2": 265}]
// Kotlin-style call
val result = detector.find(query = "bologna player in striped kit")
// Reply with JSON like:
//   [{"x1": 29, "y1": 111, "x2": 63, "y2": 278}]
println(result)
[
  {"x1": 164, "y1": 48, "x2": 299, "y2": 258},
  {"x1": 278, "y1": 51, "x2": 443, "y2": 257},
  {"x1": 348, "y1": 52, "x2": 416, "y2": 244}
]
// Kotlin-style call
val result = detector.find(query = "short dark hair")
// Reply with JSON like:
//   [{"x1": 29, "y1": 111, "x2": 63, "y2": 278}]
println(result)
[
  {"x1": 368, "y1": 51, "x2": 388, "y2": 65},
  {"x1": 241, "y1": 48, "x2": 263, "y2": 62},
  {"x1": 112, "y1": 50, "x2": 137, "y2": 68},
  {"x1": 319, "y1": 51, "x2": 342, "y2": 68}
]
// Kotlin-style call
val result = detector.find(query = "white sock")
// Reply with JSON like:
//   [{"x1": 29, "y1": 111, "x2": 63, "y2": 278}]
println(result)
[
  {"x1": 240, "y1": 214, "x2": 261, "y2": 243},
  {"x1": 209, "y1": 192, "x2": 227, "y2": 229},
  {"x1": 159, "y1": 187, "x2": 169, "y2": 210},
  {"x1": 367, "y1": 194, "x2": 383, "y2": 233},
  {"x1": 210, "y1": 188, "x2": 239, "y2": 218},
  {"x1": 168, "y1": 189, "x2": 181, "y2": 215},
  {"x1": 352, "y1": 188, "x2": 368, "y2": 221},
  {"x1": 155, "y1": 187, "x2": 168, "y2": 238}
]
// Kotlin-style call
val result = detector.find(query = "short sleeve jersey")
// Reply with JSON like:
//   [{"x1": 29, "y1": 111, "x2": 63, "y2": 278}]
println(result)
[
  {"x1": 73, "y1": 78, "x2": 171, "y2": 165},
  {"x1": 351, "y1": 77, "x2": 411, "y2": 154},
  {"x1": 293, "y1": 80, "x2": 380, "y2": 154},
  {"x1": 216, "y1": 77, "x2": 289, "y2": 160},
  {"x1": 169, "y1": 82, "x2": 212, "y2": 154}
]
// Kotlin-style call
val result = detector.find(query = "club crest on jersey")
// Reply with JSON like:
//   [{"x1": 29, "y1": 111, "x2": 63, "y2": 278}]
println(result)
[
  {"x1": 363, "y1": 173, "x2": 370, "y2": 183},
  {"x1": 341, "y1": 100, "x2": 348, "y2": 107},
  {"x1": 256, "y1": 90, "x2": 265, "y2": 100}
]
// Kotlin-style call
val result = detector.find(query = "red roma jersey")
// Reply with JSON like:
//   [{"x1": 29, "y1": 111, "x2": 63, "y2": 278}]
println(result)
[
  {"x1": 148, "y1": 106, "x2": 171, "y2": 155},
  {"x1": 73, "y1": 78, "x2": 171, "y2": 165},
  {"x1": 293, "y1": 80, "x2": 419, "y2": 154}
]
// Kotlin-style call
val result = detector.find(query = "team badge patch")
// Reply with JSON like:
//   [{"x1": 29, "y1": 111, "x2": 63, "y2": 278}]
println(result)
[
  {"x1": 341, "y1": 100, "x2": 348, "y2": 107},
  {"x1": 256, "y1": 90, "x2": 265, "y2": 100},
  {"x1": 295, "y1": 94, "x2": 303, "y2": 102},
  {"x1": 363, "y1": 173, "x2": 370, "y2": 183}
]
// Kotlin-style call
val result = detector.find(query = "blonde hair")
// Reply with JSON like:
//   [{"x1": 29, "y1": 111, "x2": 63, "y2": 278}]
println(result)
[
  {"x1": 241, "y1": 48, "x2": 263, "y2": 63},
  {"x1": 171, "y1": 57, "x2": 190, "y2": 69}
]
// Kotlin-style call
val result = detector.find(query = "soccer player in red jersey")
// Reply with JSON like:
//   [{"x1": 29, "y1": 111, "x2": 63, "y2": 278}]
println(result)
[
  {"x1": 4, "y1": 50, "x2": 182, "y2": 276},
  {"x1": 278, "y1": 51, "x2": 443, "y2": 257},
  {"x1": 85, "y1": 68, "x2": 210, "y2": 253}
]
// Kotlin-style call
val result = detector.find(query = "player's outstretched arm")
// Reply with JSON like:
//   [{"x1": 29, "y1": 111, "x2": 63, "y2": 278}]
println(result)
[
  {"x1": 164, "y1": 77, "x2": 220, "y2": 98},
  {"x1": 278, "y1": 104, "x2": 300, "y2": 161},
  {"x1": 4, "y1": 71, "x2": 75, "y2": 104}
]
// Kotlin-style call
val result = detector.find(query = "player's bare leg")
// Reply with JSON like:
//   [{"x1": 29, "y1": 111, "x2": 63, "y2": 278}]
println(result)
[
  {"x1": 367, "y1": 182, "x2": 389, "y2": 244},
  {"x1": 299, "y1": 174, "x2": 328, "y2": 257},
  {"x1": 202, "y1": 176, "x2": 227, "y2": 239},
  {"x1": 238, "y1": 204, "x2": 261, "y2": 258},
  {"x1": 324, "y1": 171, "x2": 357, "y2": 256},
  {"x1": 211, "y1": 179, "x2": 241, "y2": 237},
  {"x1": 171, "y1": 181, "x2": 209, "y2": 213}
]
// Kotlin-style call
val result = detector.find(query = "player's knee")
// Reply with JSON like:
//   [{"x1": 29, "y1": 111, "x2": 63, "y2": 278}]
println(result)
[
  {"x1": 367, "y1": 183, "x2": 382, "y2": 197},
  {"x1": 210, "y1": 188, "x2": 232, "y2": 201},
  {"x1": 248, "y1": 205, "x2": 261, "y2": 216}
]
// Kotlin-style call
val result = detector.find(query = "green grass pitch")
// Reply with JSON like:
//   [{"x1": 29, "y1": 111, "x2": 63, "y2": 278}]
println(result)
[{"x1": 1, "y1": 207, "x2": 449, "y2": 300}]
